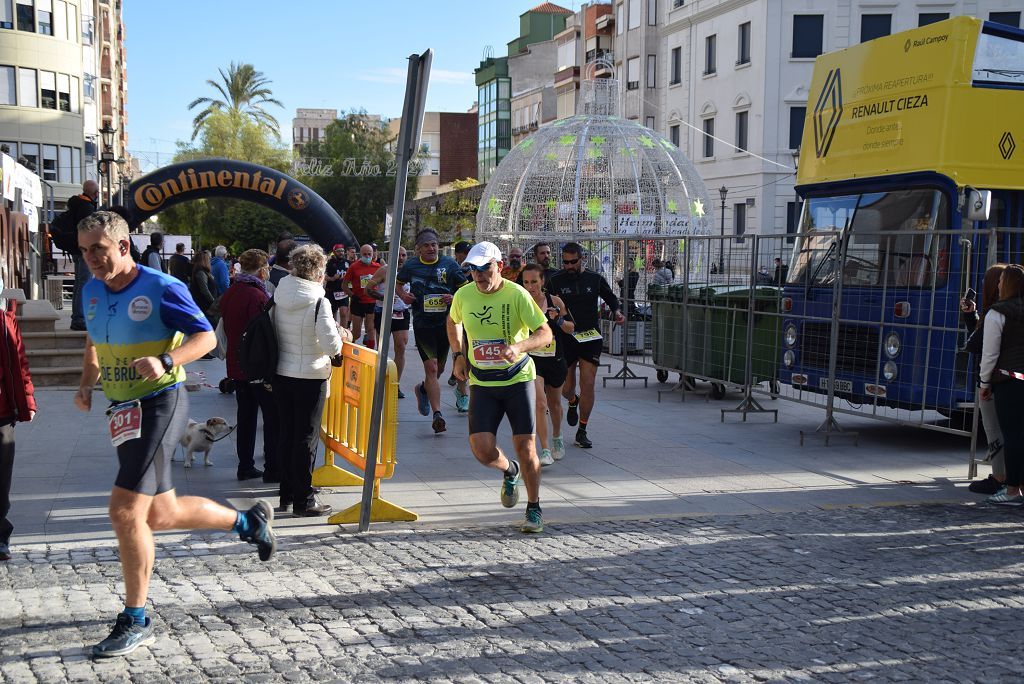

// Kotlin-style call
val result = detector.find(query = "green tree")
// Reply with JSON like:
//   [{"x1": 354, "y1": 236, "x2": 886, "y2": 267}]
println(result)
[
  {"x1": 422, "y1": 178, "x2": 480, "y2": 244},
  {"x1": 299, "y1": 111, "x2": 420, "y2": 246},
  {"x1": 156, "y1": 109, "x2": 293, "y2": 247},
  {"x1": 188, "y1": 62, "x2": 283, "y2": 140}
]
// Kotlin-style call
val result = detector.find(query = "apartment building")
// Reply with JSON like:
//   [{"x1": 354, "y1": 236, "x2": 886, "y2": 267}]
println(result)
[
  {"x1": 388, "y1": 111, "x2": 477, "y2": 198},
  {"x1": 0, "y1": 0, "x2": 127, "y2": 208},
  {"x1": 622, "y1": 0, "x2": 1022, "y2": 241},
  {"x1": 291, "y1": 108, "x2": 337, "y2": 154}
]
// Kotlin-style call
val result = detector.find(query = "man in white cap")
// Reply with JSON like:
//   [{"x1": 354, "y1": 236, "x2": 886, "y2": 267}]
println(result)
[{"x1": 447, "y1": 241, "x2": 552, "y2": 533}]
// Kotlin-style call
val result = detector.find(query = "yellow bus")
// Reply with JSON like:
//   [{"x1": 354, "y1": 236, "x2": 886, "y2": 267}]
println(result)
[{"x1": 782, "y1": 16, "x2": 1024, "y2": 420}]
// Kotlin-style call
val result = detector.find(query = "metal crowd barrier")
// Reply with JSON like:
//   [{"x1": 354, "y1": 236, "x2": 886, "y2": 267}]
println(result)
[
  {"x1": 313, "y1": 343, "x2": 417, "y2": 524},
  {"x1": 544, "y1": 228, "x2": 1021, "y2": 474}
]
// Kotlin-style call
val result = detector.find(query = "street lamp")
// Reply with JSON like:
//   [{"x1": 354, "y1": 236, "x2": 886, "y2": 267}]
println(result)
[
  {"x1": 99, "y1": 122, "x2": 116, "y2": 207},
  {"x1": 791, "y1": 146, "x2": 801, "y2": 238},
  {"x1": 718, "y1": 185, "x2": 727, "y2": 275}
]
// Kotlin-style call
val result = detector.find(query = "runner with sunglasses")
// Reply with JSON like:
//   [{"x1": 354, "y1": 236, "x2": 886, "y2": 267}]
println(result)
[
  {"x1": 447, "y1": 242, "x2": 553, "y2": 533},
  {"x1": 372, "y1": 230, "x2": 468, "y2": 434},
  {"x1": 547, "y1": 242, "x2": 624, "y2": 449}
]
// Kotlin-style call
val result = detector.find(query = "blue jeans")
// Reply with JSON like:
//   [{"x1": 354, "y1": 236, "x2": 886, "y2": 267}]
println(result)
[{"x1": 70, "y1": 255, "x2": 91, "y2": 328}]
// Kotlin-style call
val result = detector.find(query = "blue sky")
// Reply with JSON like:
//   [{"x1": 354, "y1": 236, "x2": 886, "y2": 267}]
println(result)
[{"x1": 123, "y1": 0, "x2": 560, "y2": 172}]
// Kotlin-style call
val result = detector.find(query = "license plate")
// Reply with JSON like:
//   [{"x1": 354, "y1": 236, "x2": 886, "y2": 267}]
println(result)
[{"x1": 818, "y1": 378, "x2": 853, "y2": 393}]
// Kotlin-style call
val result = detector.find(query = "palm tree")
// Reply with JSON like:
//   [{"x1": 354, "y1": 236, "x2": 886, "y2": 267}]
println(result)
[{"x1": 188, "y1": 62, "x2": 284, "y2": 140}]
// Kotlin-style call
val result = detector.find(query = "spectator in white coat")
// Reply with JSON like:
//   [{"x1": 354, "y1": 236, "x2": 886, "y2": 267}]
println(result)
[{"x1": 271, "y1": 244, "x2": 351, "y2": 517}]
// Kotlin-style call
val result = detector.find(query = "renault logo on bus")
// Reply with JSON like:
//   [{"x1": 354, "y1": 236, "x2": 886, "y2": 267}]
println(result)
[{"x1": 813, "y1": 68, "x2": 843, "y2": 159}]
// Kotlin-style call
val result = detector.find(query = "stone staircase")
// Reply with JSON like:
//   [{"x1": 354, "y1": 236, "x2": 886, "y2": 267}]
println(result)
[{"x1": 16, "y1": 300, "x2": 87, "y2": 387}]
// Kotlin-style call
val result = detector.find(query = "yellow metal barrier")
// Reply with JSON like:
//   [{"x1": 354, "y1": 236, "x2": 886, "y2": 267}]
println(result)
[{"x1": 312, "y1": 343, "x2": 417, "y2": 524}]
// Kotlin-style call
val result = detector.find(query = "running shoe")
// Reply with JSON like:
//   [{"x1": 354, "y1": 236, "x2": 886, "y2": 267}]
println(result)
[
  {"x1": 454, "y1": 386, "x2": 470, "y2": 413},
  {"x1": 539, "y1": 448, "x2": 554, "y2": 466},
  {"x1": 552, "y1": 436, "x2": 565, "y2": 460},
  {"x1": 447, "y1": 374, "x2": 457, "y2": 387},
  {"x1": 91, "y1": 613, "x2": 155, "y2": 658},
  {"x1": 521, "y1": 506, "x2": 544, "y2": 534},
  {"x1": 501, "y1": 461, "x2": 521, "y2": 508},
  {"x1": 0, "y1": 543, "x2": 9, "y2": 561},
  {"x1": 566, "y1": 395, "x2": 580, "y2": 426},
  {"x1": 988, "y1": 487, "x2": 1024, "y2": 506},
  {"x1": 574, "y1": 427, "x2": 593, "y2": 449},
  {"x1": 238, "y1": 501, "x2": 276, "y2": 562},
  {"x1": 432, "y1": 413, "x2": 447, "y2": 434},
  {"x1": 414, "y1": 382, "x2": 430, "y2": 416}
]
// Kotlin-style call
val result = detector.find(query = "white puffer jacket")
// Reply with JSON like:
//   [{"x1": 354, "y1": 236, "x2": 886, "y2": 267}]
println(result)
[{"x1": 272, "y1": 275, "x2": 344, "y2": 380}]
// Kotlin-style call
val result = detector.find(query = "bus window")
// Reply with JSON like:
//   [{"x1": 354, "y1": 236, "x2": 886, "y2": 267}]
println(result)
[{"x1": 789, "y1": 189, "x2": 950, "y2": 288}]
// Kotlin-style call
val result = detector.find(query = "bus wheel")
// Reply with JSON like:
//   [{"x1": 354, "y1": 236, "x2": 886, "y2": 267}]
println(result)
[
  {"x1": 656, "y1": 370, "x2": 669, "y2": 384},
  {"x1": 710, "y1": 383, "x2": 727, "y2": 400}
]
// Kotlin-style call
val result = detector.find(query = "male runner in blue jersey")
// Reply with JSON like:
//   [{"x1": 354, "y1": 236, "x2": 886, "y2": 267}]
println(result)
[{"x1": 74, "y1": 212, "x2": 276, "y2": 658}]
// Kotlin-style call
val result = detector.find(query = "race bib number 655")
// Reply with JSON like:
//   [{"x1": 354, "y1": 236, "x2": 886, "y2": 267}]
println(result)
[{"x1": 423, "y1": 294, "x2": 447, "y2": 313}]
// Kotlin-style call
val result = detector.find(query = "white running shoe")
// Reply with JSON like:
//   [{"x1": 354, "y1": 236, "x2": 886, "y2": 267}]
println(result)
[
  {"x1": 539, "y1": 448, "x2": 554, "y2": 466},
  {"x1": 552, "y1": 437, "x2": 565, "y2": 460}
]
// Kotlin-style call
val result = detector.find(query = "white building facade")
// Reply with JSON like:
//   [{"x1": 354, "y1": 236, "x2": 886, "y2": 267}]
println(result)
[
  {"x1": 0, "y1": 0, "x2": 128, "y2": 208},
  {"x1": 610, "y1": 0, "x2": 1022, "y2": 241}
]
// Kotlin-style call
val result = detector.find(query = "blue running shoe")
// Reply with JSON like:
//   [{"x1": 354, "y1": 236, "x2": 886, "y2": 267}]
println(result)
[
  {"x1": 239, "y1": 501, "x2": 276, "y2": 562},
  {"x1": 92, "y1": 613, "x2": 155, "y2": 658},
  {"x1": 414, "y1": 382, "x2": 430, "y2": 416},
  {"x1": 454, "y1": 386, "x2": 469, "y2": 413},
  {"x1": 521, "y1": 506, "x2": 543, "y2": 533},
  {"x1": 501, "y1": 461, "x2": 521, "y2": 508}
]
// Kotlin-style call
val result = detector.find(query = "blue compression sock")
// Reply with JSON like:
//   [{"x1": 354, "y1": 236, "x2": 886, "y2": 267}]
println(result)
[
  {"x1": 232, "y1": 510, "x2": 254, "y2": 537},
  {"x1": 123, "y1": 605, "x2": 146, "y2": 625}
]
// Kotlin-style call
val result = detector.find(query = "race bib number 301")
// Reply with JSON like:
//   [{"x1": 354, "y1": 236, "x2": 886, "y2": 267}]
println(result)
[
  {"x1": 423, "y1": 294, "x2": 447, "y2": 313},
  {"x1": 107, "y1": 400, "x2": 142, "y2": 447},
  {"x1": 472, "y1": 339, "x2": 508, "y2": 367}
]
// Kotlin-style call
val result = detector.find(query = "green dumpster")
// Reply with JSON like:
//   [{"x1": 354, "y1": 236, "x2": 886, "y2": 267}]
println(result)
[{"x1": 700, "y1": 285, "x2": 782, "y2": 394}]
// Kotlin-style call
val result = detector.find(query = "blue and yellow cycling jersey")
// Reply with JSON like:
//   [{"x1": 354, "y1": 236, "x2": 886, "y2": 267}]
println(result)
[
  {"x1": 84, "y1": 265, "x2": 212, "y2": 402},
  {"x1": 396, "y1": 255, "x2": 467, "y2": 328}
]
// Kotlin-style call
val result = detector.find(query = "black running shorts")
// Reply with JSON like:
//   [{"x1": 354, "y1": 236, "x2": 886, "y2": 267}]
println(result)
[
  {"x1": 328, "y1": 292, "x2": 349, "y2": 312},
  {"x1": 468, "y1": 380, "x2": 536, "y2": 436},
  {"x1": 414, "y1": 324, "x2": 450, "y2": 363},
  {"x1": 113, "y1": 386, "x2": 188, "y2": 496},
  {"x1": 531, "y1": 355, "x2": 568, "y2": 388},
  {"x1": 563, "y1": 336, "x2": 602, "y2": 366},
  {"x1": 351, "y1": 300, "x2": 376, "y2": 317},
  {"x1": 374, "y1": 308, "x2": 411, "y2": 333}
]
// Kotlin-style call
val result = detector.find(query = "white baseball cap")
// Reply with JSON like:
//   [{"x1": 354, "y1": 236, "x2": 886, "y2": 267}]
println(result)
[{"x1": 463, "y1": 241, "x2": 503, "y2": 268}]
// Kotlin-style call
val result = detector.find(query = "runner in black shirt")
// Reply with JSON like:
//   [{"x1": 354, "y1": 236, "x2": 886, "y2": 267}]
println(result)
[{"x1": 546, "y1": 242, "x2": 623, "y2": 449}]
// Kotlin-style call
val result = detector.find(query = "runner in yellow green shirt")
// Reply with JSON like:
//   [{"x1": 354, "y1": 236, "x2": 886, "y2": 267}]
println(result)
[{"x1": 447, "y1": 242, "x2": 552, "y2": 533}]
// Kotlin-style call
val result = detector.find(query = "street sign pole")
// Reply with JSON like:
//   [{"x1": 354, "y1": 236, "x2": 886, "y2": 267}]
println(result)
[{"x1": 357, "y1": 50, "x2": 432, "y2": 533}]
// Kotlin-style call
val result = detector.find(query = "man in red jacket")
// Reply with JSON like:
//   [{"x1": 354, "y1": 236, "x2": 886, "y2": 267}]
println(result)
[
  {"x1": 219, "y1": 249, "x2": 278, "y2": 482},
  {"x1": 0, "y1": 291, "x2": 37, "y2": 561},
  {"x1": 341, "y1": 243, "x2": 380, "y2": 349}
]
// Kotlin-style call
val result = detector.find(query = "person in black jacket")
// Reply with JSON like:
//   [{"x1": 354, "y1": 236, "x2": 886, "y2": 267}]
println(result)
[
  {"x1": 189, "y1": 250, "x2": 218, "y2": 327},
  {"x1": 68, "y1": 180, "x2": 99, "y2": 331},
  {"x1": 168, "y1": 243, "x2": 191, "y2": 283},
  {"x1": 961, "y1": 264, "x2": 1007, "y2": 494},
  {"x1": 546, "y1": 242, "x2": 624, "y2": 449},
  {"x1": 979, "y1": 264, "x2": 1024, "y2": 505}
]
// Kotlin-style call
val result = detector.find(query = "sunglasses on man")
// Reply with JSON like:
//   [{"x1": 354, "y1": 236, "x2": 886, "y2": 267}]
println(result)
[
  {"x1": 562, "y1": 257, "x2": 581, "y2": 265},
  {"x1": 465, "y1": 261, "x2": 496, "y2": 273}
]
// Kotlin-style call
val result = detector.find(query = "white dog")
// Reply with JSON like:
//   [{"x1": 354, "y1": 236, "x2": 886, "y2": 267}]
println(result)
[{"x1": 179, "y1": 417, "x2": 232, "y2": 468}]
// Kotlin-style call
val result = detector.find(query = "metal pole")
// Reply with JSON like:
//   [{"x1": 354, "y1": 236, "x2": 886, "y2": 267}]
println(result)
[
  {"x1": 719, "y1": 194, "x2": 726, "y2": 274},
  {"x1": 357, "y1": 50, "x2": 432, "y2": 533}
]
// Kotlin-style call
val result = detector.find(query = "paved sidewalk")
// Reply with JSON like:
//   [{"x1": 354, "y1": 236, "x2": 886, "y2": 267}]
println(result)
[
  {"x1": 3, "y1": 505, "x2": 1022, "y2": 682},
  {"x1": 6, "y1": 347, "x2": 981, "y2": 542}
]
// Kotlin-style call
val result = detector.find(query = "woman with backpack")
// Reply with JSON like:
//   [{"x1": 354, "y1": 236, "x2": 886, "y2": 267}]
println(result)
[
  {"x1": 189, "y1": 250, "x2": 219, "y2": 327},
  {"x1": 271, "y1": 244, "x2": 350, "y2": 516}
]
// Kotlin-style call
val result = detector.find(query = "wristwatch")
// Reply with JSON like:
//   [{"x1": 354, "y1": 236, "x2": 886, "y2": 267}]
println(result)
[
  {"x1": 158, "y1": 353, "x2": 174, "y2": 374},
  {"x1": 452, "y1": 351, "x2": 464, "y2": 361}
]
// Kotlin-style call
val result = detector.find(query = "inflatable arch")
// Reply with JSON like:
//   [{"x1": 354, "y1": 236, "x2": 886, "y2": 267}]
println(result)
[{"x1": 123, "y1": 158, "x2": 356, "y2": 250}]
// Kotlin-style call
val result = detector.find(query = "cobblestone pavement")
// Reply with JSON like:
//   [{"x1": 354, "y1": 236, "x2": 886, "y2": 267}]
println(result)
[{"x1": 2, "y1": 503, "x2": 1022, "y2": 683}]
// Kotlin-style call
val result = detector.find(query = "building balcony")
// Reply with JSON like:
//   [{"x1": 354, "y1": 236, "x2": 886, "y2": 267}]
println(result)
[
  {"x1": 595, "y1": 13, "x2": 613, "y2": 31},
  {"x1": 586, "y1": 49, "x2": 614, "y2": 65},
  {"x1": 554, "y1": 66, "x2": 580, "y2": 87}
]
